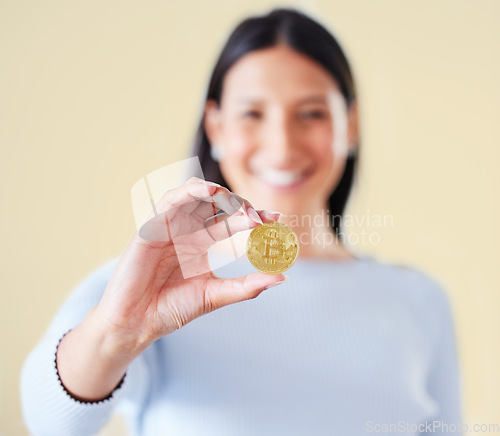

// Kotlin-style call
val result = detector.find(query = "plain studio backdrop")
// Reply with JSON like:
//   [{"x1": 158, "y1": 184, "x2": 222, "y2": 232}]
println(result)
[{"x1": 1, "y1": 0, "x2": 498, "y2": 434}]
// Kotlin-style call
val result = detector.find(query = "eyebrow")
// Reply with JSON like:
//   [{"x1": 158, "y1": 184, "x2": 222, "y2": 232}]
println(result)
[
  {"x1": 237, "y1": 95, "x2": 329, "y2": 105},
  {"x1": 297, "y1": 95, "x2": 329, "y2": 104}
]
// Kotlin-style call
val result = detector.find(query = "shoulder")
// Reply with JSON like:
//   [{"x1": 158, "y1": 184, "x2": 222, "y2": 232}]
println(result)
[
  {"x1": 41, "y1": 256, "x2": 122, "y2": 340},
  {"x1": 360, "y1": 257, "x2": 456, "y2": 351},
  {"x1": 359, "y1": 255, "x2": 451, "y2": 310},
  {"x1": 369, "y1": 257, "x2": 454, "y2": 326}
]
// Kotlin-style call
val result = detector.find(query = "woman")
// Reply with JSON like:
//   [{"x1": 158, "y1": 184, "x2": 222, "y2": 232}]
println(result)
[{"x1": 21, "y1": 8, "x2": 463, "y2": 436}]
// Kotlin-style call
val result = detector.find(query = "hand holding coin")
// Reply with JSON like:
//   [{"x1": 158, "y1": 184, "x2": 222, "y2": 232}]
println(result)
[
  {"x1": 92, "y1": 178, "x2": 289, "y2": 348},
  {"x1": 56, "y1": 178, "x2": 290, "y2": 403}
]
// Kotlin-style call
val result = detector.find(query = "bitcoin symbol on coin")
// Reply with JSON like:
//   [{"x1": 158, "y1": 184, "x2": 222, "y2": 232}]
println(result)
[{"x1": 246, "y1": 222, "x2": 299, "y2": 274}]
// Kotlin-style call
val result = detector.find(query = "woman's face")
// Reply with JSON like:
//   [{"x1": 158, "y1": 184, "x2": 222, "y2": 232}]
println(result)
[{"x1": 204, "y1": 44, "x2": 358, "y2": 216}]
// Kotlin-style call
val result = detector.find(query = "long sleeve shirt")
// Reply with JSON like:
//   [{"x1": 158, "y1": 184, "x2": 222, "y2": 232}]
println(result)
[{"x1": 20, "y1": 252, "x2": 464, "y2": 435}]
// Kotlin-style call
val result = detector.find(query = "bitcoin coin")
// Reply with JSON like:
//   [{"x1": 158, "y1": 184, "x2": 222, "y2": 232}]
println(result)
[{"x1": 246, "y1": 222, "x2": 299, "y2": 274}]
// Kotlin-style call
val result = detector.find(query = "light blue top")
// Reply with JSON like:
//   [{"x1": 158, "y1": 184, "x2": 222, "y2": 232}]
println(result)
[{"x1": 21, "y1": 252, "x2": 464, "y2": 435}]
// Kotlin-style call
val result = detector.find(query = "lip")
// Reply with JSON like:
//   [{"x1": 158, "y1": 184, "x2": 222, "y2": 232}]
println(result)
[{"x1": 251, "y1": 166, "x2": 313, "y2": 191}]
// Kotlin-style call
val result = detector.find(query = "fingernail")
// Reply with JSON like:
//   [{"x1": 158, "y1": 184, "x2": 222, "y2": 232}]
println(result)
[
  {"x1": 265, "y1": 210, "x2": 283, "y2": 219},
  {"x1": 204, "y1": 181, "x2": 221, "y2": 187},
  {"x1": 230, "y1": 195, "x2": 243, "y2": 213},
  {"x1": 263, "y1": 275, "x2": 289, "y2": 290},
  {"x1": 247, "y1": 207, "x2": 263, "y2": 225}
]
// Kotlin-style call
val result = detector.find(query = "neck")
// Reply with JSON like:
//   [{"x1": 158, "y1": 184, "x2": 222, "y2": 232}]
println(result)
[{"x1": 278, "y1": 206, "x2": 355, "y2": 260}]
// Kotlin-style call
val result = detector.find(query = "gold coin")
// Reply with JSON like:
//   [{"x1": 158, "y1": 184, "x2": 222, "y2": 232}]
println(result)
[{"x1": 246, "y1": 222, "x2": 299, "y2": 274}]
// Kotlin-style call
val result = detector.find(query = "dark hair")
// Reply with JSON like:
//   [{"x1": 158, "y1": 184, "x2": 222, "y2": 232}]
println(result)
[{"x1": 190, "y1": 8, "x2": 359, "y2": 237}]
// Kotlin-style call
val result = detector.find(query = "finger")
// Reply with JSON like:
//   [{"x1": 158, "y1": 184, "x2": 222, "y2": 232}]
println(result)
[
  {"x1": 203, "y1": 207, "x2": 284, "y2": 242},
  {"x1": 190, "y1": 201, "x2": 220, "y2": 222},
  {"x1": 155, "y1": 178, "x2": 239, "y2": 217},
  {"x1": 256, "y1": 210, "x2": 283, "y2": 223},
  {"x1": 203, "y1": 214, "x2": 255, "y2": 243},
  {"x1": 191, "y1": 194, "x2": 266, "y2": 226},
  {"x1": 139, "y1": 197, "x2": 257, "y2": 245},
  {"x1": 189, "y1": 196, "x2": 240, "y2": 222},
  {"x1": 203, "y1": 272, "x2": 289, "y2": 312},
  {"x1": 139, "y1": 178, "x2": 217, "y2": 224},
  {"x1": 139, "y1": 178, "x2": 276, "y2": 244},
  {"x1": 203, "y1": 208, "x2": 283, "y2": 242},
  {"x1": 230, "y1": 194, "x2": 263, "y2": 225}
]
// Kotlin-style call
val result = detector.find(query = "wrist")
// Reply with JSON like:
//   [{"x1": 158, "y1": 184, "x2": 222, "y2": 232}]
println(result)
[
  {"x1": 55, "y1": 330, "x2": 127, "y2": 403},
  {"x1": 55, "y1": 308, "x2": 146, "y2": 402},
  {"x1": 86, "y1": 306, "x2": 153, "y2": 363}
]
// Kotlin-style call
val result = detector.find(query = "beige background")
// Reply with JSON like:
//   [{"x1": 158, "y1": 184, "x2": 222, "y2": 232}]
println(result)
[{"x1": 1, "y1": 0, "x2": 499, "y2": 434}]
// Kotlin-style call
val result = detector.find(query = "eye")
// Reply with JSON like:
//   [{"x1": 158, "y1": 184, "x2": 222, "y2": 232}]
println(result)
[
  {"x1": 242, "y1": 110, "x2": 262, "y2": 119},
  {"x1": 299, "y1": 110, "x2": 327, "y2": 120}
]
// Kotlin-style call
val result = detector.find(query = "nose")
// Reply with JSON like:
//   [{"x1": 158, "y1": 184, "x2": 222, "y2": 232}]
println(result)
[{"x1": 262, "y1": 114, "x2": 300, "y2": 166}]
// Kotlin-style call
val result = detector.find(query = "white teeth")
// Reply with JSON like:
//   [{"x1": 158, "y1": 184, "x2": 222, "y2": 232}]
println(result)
[{"x1": 256, "y1": 168, "x2": 305, "y2": 187}]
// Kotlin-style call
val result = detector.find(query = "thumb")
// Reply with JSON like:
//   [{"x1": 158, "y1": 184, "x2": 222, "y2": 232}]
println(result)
[{"x1": 204, "y1": 272, "x2": 289, "y2": 311}]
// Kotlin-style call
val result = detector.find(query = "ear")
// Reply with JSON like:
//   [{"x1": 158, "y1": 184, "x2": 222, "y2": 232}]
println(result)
[
  {"x1": 347, "y1": 100, "x2": 359, "y2": 152},
  {"x1": 204, "y1": 99, "x2": 222, "y2": 147}
]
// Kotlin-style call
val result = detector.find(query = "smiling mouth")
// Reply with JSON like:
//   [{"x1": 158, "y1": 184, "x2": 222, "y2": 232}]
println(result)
[{"x1": 251, "y1": 166, "x2": 313, "y2": 189}]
